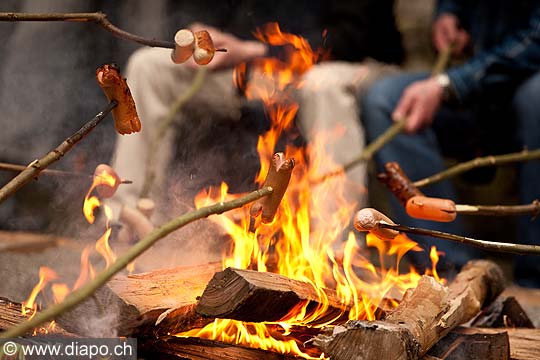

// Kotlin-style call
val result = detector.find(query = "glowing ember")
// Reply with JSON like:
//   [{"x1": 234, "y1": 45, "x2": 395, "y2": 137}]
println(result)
[{"x1": 180, "y1": 22, "x2": 445, "y2": 358}]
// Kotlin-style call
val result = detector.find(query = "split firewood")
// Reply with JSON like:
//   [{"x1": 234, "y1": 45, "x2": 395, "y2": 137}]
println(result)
[
  {"x1": 0, "y1": 297, "x2": 76, "y2": 337},
  {"x1": 0, "y1": 101, "x2": 117, "y2": 205},
  {"x1": 471, "y1": 296, "x2": 535, "y2": 328},
  {"x1": 314, "y1": 260, "x2": 505, "y2": 360},
  {"x1": 354, "y1": 208, "x2": 540, "y2": 255},
  {"x1": 424, "y1": 326, "x2": 510, "y2": 360},
  {"x1": 96, "y1": 64, "x2": 141, "y2": 135},
  {"x1": 139, "y1": 336, "x2": 301, "y2": 360},
  {"x1": 250, "y1": 153, "x2": 295, "y2": 224},
  {"x1": 378, "y1": 162, "x2": 423, "y2": 206},
  {"x1": 195, "y1": 267, "x2": 350, "y2": 324},
  {"x1": 426, "y1": 327, "x2": 540, "y2": 360},
  {"x1": 55, "y1": 263, "x2": 221, "y2": 337}
]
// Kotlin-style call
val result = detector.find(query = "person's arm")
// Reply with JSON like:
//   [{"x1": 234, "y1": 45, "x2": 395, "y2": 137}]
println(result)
[{"x1": 447, "y1": 7, "x2": 540, "y2": 102}]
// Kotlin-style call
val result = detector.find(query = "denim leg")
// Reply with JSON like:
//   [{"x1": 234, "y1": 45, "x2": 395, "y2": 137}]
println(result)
[
  {"x1": 361, "y1": 72, "x2": 482, "y2": 270},
  {"x1": 512, "y1": 72, "x2": 540, "y2": 287}
]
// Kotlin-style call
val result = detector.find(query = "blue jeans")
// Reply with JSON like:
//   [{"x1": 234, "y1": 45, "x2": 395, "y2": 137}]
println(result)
[{"x1": 361, "y1": 72, "x2": 540, "y2": 285}]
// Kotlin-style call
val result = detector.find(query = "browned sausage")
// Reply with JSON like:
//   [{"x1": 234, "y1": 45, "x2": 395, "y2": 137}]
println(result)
[{"x1": 96, "y1": 64, "x2": 141, "y2": 135}]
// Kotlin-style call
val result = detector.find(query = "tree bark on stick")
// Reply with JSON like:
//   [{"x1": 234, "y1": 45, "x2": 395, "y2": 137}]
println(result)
[
  {"x1": 413, "y1": 149, "x2": 540, "y2": 188},
  {"x1": 0, "y1": 101, "x2": 117, "y2": 205},
  {"x1": 196, "y1": 267, "x2": 350, "y2": 324},
  {"x1": 0, "y1": 12, "x2": 175, "y2": 48},
  {"x1": 314, "y1": 260, "x2": 505, "y2": 360}
]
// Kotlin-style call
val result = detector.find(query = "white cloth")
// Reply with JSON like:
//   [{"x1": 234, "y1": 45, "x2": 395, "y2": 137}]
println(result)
[{"x1": 109, "y1": 48, "x2": 396, "y2": 220}]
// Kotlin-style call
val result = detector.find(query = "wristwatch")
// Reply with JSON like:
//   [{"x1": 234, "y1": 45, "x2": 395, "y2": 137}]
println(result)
[{"x1": 434, "y1": 73, "x2": 454, "y2": 101}]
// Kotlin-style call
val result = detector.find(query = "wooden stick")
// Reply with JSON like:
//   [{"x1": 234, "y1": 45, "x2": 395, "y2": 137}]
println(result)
[
  {"x1": 140, "y1": 68, "x2": 207, "y2": 198},
  {"x1": 378, "y1": 222, "x2": 540, "y2": 255},
  {"x1": 355, "y1": 208, "x2": 540, "y2": 255},
  {"x1": 313, "y1": 47, "x2": 453, "y2": 184},
  {"x1": 0, "y1": 12, "x2": 175, "y2": 49},
  {"x1": 413, "y1": 148, "x2": 540, "y2": 188},
  {"x1": 0, "y1": 161, "x2": 132, "y2": 184},
  {"x1": 0, "y1": 187, "x2": 273, "y2": 338},
  {"x1": 314, "y1": 260, "x2": 505, "y2": 360},
  {"x1": 195, "y1": 267, "x2": 350, "y2": 324},
  {"x1": 455, "y1": 201, "x2": 540, "y2": 217},
  {"x1": 0, "y1": 101, "x2": 117, "y2": 205}
]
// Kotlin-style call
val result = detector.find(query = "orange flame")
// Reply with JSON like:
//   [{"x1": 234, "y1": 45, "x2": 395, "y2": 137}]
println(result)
[
  {"x1": 24, "y1": 167, "x2": 123, "y2": 320},
  {"x1": 22, "y1": 267, "x2": 58, "y2": 317},
  {"x1": 180, "y1": 23, "x2": 445, "y2": 358}
]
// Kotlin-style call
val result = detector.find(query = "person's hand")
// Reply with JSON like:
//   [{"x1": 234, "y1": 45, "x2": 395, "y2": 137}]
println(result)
[
  {"x1": 432, "y1": 13, "x2": 469, "y2": 55},
  {"x1": 392, "y1": 78, "x2": 445, "y2": 133},
  {"x1": 187, "y1": 23, "x2": 267, "y2": 70}
]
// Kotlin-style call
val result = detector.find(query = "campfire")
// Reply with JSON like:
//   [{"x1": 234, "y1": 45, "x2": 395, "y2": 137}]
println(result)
[{"x1": 0, "y1": 13, "x2": 539, "y2": 360}]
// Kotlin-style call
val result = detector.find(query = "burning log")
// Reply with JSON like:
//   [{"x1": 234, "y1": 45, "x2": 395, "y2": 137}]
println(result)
[
  {"x1": 314, "y1": 260, "x2": 505, "y2": 360},
  {"x1": 140, "y1": 336, "x2": 300, "y2": 360},
  {"x1": 472, "y1": 296, "x2": 535, "y2": 329},
  {"x1": 56, "y1": 263, "x2": 221, "y2": 337},
  {"x1": 0, "y1": 297, "x2": 76, "y2": 337},
  {"x1": 427, "y1": 327, "x2": 540, "y2": 360},
  {"x1": 250, "y1": 153, "x2": 295, "y2": 224},
  {"x1": 425, "y1": 327, "x2": 510, "y2": 360},
  {"x1": 195, "y1": 267, "x2": 349, "y2": 324}
]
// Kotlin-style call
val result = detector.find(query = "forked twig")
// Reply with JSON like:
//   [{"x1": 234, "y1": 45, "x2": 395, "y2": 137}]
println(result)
[{"x1": 0, "y1": 12, "x2": 175, "y2": 48}]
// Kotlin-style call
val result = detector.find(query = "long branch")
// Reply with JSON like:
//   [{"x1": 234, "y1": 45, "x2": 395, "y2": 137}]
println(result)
[
  {"x1": 0, "y1": 101, "x2": 117, "y2": 204},
  {"x1": 378, "y1": 222, "x2": 540, "y2": 255},
  {"x1": 0, "y1": 12, "x2": 175, "y2": 48},
  {"x1": 0, "y1": 161, "x2": 132, "y2": 184},
  {"x1": 0, "y1": 186, "x2": 273, "y2": 338},
  {"x1": 456, "y1": 200, "x2": 540, "y2": 217},
  {"x1": 140, "y1": 68, "x2": 207, "y2": 198},
  {"x1": 313, "y1": 46, "x2": 452, "y2": 184},
  {"x1": 413, "y1": 148, "x2": 540, "y2": 188}
]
